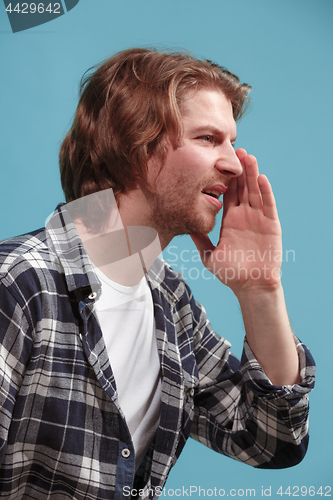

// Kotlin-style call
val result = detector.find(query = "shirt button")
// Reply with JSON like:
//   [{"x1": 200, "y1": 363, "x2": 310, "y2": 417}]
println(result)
[
  {"x1": 189, "y1": 388, "x2": 195, "y2": 397},
  {"x1": 88, "y1": 292, "x2": 97, "y2": 300},
  {"x1": 121, "y1": 448, "x2": 131, "y2": 459}
]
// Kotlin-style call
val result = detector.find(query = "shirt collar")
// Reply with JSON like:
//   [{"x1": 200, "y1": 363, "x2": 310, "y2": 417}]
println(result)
[
  {"x1": 45, "y1": 203, "x2": 101, "y2": 295},
  {"x1": 146, "y1": 258, "x2": 186, "y2": 306},
  {"x1": 46, "y1": 203, "x2": 186, "y2": 305}
]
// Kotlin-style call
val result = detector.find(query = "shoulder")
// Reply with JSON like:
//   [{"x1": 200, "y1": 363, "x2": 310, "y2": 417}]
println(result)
[
  {"x1": 0, "y1": 228, "x2": 60, "y2": 307},
  {"x1": 0, "y1": 228, "x2": 48, "y2": 273},
  {"x1": 148, "y1": 257, "x2": 206, "y2": 318},
  {"x1": 148, "y1": 257, "x2": 191, "y2": 298}
]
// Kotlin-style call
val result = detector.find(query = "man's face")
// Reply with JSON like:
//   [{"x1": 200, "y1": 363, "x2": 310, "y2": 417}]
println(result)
[{"x1": 145, "y1": 88, "x2": 243, "y2": 239}]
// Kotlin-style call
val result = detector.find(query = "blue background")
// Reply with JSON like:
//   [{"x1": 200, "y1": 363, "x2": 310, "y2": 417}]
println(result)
[{"x1": 0, "y1": 0, "x2": 332, "y2": 497}]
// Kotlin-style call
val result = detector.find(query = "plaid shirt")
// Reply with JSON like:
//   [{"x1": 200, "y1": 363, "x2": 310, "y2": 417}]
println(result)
[{"x1": 0, "y1": 204, "x2": 315, "y2": 499}]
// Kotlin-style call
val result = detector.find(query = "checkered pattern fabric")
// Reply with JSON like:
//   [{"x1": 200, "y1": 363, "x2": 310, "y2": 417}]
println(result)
[{"x1": 0, "y1": 204, "x2": 315, "y2": 499}]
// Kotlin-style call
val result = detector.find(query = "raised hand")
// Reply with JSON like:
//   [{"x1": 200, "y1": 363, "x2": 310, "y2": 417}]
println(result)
[
  {"x1": 191, "y1": 148, "x2": 282, "y2": 297},
  {"x1": 192, "y1": 148, "x2": 301, "y2": 385}
]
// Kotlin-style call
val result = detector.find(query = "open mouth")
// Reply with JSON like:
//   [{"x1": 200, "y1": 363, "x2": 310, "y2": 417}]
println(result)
[
  {"x1": 201, "y1": 190, "x2": 223, "y2": 210},
  {"x1": 202, "y1": 190, "x2": 220, "y2": 200}
]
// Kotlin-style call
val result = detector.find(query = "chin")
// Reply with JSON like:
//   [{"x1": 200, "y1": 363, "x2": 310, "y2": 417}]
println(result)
[
  {"x1": 184, "y1": 214, "x2": 216, "y2": 236},
  {"x1": 153, "y1": 208, "x2": 216, "y2": 238}
]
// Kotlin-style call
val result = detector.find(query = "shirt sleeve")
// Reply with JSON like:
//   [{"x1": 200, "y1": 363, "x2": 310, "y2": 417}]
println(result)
[
  {"x1": 189, "y1": 298, "x2": 316, "y2": 469},
  {"x1": 0, "y1": 279, "x2": 33, "y2": 464}
]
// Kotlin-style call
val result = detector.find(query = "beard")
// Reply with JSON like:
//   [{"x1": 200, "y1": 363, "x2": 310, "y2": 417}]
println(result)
[{"x1": 147, "y1": 186, "x2": 219, "y2": 237}]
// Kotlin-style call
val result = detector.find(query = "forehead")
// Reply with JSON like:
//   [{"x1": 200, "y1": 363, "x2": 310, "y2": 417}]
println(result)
[{"x1": 180, "y1": 88, "x2": 236, "y2": 133}]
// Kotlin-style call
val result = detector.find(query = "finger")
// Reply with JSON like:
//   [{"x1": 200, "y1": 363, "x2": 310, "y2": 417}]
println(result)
[
  {"x1": 223, "y1": 176, "x2": 238, "y2": 212},
  {"x1": 232, "y1": 148, "x2": 248, "y2": 204},
  {"x1": 244, "y1": 154, "x2": 262, "y2": 210},
  {"x1": 235, "y1": 147, "x2": 247, "y2": 162},
  {"x1": 258, "y1": 175, "x2": 279, "y2": 220},
  {"x1": 236, "y1": 162, "x2": 248, "y2": 204},
  {"x1": 190, "y1": 233, "x2": 215, "y2": 264}
]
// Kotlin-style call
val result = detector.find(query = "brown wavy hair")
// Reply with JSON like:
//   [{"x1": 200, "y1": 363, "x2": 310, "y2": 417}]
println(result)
[{"x1": 59, "y1": 48, "x2": 251, "y2": 203}]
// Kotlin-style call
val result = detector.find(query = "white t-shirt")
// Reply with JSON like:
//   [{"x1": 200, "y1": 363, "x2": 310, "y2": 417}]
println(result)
[{"x1": 94, "y1": 267, "x2": 161, "y2": 470}]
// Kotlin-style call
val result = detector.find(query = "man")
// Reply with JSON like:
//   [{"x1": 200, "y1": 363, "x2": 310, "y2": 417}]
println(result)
[{"x1": 0, "y1": 48, "x2": 315, "y2": 499}]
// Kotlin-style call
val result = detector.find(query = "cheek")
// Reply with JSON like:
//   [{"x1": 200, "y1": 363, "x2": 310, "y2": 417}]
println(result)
[
  {"x1": 173, "y1": 148, "x2": 207, "y2": 176},
  {"x1": 158, "y1": 145, "x2": 210, "y2": 191}
]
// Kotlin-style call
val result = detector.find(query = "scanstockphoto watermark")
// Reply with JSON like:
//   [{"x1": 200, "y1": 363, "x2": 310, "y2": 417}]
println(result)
[
  {"x1": 123, "y1": 485, "x2": 332, "y2": 498},
  {"x1": 123, "y1": 485, "x2": 257, "y2": 497},
  {"x1": 166, "y1": 245, "x2": 296, "y2": 283}
]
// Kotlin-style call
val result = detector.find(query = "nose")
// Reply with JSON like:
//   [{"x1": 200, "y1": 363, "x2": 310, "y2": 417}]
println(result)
[{"x1": 215, "y1": 144, "x2": 243, "y2": 177}]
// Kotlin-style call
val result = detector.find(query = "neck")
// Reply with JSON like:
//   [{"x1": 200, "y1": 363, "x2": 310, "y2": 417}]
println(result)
[
  {"x1": 116, "y1": 186, "x2": 173, "y2": 250},
  {"x1": 73, "y1": 188, "x2": 169, "y2": 285}
]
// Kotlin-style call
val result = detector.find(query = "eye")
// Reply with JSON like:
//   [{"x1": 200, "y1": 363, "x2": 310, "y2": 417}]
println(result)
[{"x1": 199, "y1": 135, "x2": 214, "y2": 143}]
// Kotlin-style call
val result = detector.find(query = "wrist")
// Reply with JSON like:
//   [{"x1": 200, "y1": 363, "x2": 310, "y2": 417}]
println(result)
[{"x1": 233, "y1": 280, "x2": 283, "y2": 304}]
